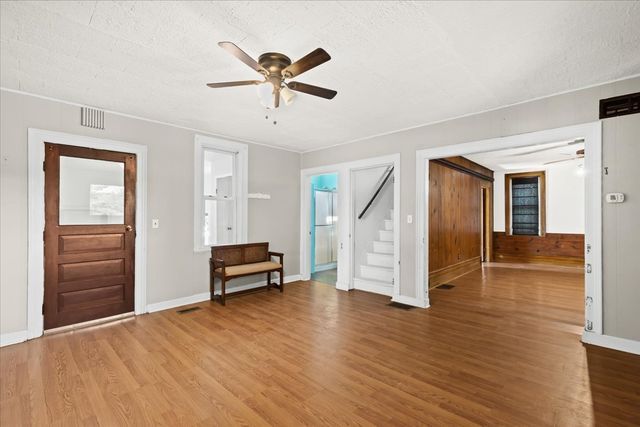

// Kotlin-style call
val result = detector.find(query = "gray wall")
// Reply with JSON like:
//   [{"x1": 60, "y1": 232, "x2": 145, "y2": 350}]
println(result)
[
  {"x1": 302, "y1": 76, "x2": 640, "y2": 341},
  {"x1": 602, "y1": 114, "x2": 640, "y2": 341},
  {"x1": 0, "y1": 90, "x2": 300, "y2": 335}
]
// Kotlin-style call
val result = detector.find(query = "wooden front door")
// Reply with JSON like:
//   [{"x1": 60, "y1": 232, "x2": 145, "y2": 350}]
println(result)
[{"x1": 44, "y1": 143, "x2": 136, "y2": 329}]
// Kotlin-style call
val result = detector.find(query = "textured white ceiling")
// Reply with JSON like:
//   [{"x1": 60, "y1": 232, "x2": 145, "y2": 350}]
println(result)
[
  {"x1": 466, "y1": 140, "x2": 585, "y2": 171},
  {"x1": 1, "y1": 1, "x2": 639, "y2": 152}
]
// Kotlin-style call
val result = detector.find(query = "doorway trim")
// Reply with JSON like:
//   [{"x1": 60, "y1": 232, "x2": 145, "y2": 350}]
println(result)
[
  {"x1": 27, "y1": 128, "x2": 148, "y2": 340},
  {"x1": 415, "y1": 121, "x2": 602, "y2": 335},
  {"x1": 300, "y1": 154, "x2": 401, "y2": 299}
]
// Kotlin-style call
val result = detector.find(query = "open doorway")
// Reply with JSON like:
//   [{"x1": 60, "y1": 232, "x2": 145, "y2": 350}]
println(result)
[
  {"x1": 416, "y1": 121, "x2": 602, "y2": 339},
  {"x1": 310, "y1": 173, "x2": 338, "y2": 286},
  {"x1": 428, "y1": 141, "x2": 586, "y2": 288},
  {"x1": 351, "y1": 165, "x2": 395, "y2": 296}
]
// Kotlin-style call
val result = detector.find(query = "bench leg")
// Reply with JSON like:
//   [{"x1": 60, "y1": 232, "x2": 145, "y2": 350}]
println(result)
[
  {"x1": 267, "y1": 272, "x2": 271, "y2": 291},
  {"x1": 279, "y1": 268, "x2": 284, "y2": 292},
  {"x1": 209, "y1": 267, "x2": 215, "y2": 301},
  {"x1": 220, "y1": 276, "x2": 226, "y2": 306}
]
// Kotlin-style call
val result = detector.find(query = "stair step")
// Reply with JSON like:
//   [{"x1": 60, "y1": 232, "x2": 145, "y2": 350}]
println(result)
[
  {"x1": 373, "y1": 241, "x2": 394, "y2": 254},
  {"x1": 367, "y1": 252, "x2": 394, "y2": 268},
  {"x1": 353, "y1": 278, "x2": 393, "y2": 297},
  {"x1": 360, "y1": 265, "x2": 394, "y2": 282},
  {"x1": 384, "y1": 219, "x2": 393, "y2": 231},
  {"x1": 379, "y1": 229, "x2": 393, "y2": 242}
]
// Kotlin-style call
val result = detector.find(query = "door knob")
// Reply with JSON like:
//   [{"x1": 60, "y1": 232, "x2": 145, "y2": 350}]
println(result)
[{"x1": 125, "y1": 225, "x2": 133, "y2": 232}]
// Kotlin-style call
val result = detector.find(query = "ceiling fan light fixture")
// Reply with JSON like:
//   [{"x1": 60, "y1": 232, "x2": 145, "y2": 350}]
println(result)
[
  {"x1": 256, "y1": 82, "x2": 276, "y2": 109},
  {"x1": 281, "y1": 86, "x2": 296, "y2": 106}
]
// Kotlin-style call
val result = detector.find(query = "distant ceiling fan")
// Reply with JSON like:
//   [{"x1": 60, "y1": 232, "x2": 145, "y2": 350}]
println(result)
[
  {"x1": 207, "y1": 41, "x2": 337, "y2": 109},
  {"x1": 517, "y1": 138, "x2": 584, "y2": 156},
  {"x1": 544, "y1": 148, "x2": 585, "y2": 165}
]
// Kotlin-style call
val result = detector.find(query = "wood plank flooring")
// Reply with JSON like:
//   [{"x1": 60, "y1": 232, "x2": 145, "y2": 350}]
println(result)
[{"x1": 1, "y1": 264, "x2": 639, "y2": 426}]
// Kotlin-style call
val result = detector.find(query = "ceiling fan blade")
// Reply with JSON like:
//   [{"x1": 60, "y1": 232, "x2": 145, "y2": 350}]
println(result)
[
  {"x1": 283, "y1": 48, "x2": 331, "y2": 78},
  {"x1": 218, "y1": 41, "x2": 266, "y2": 74},
  {"x1": 518, "y1": 139, "x2": 584, "y2": 156},
  {"x1": 544, "y1": 157, "x2": 580, "y2": 165},
  {"x1": 207, "y1": 80, "x2": 262, "y2": 88},
  {"x1": 518, "y1": 144, "x2": 569, "y2": 156},
  {"x1": 287, "y1": 81, "x2": 337, "y2": 99}
]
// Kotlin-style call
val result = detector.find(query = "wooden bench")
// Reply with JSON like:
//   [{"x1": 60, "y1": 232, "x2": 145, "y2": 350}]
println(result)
[{"x1": 209, "y1": 242, "x2": 284, "y2": 305}]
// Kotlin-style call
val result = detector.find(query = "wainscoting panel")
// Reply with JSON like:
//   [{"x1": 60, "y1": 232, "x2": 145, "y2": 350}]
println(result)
[
  {"x1": 493, "y1": 232, "x2": 584, "y2": 267},
  {"x1": 429, "y1": 256, "x2": 482, "y2": 288}
]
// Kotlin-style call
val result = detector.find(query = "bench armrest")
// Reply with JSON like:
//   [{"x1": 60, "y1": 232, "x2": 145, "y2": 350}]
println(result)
[
  {"x1": 268, "y1": 251, "x2": 284, "y2": 264},
  {"x1": 211, "y1": 258, "x2": 226, "y2": 270}
]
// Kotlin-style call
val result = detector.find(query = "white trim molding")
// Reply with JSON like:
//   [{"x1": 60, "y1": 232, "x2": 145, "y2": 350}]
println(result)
[
  {"x1": 193, "y1": 134, "x2": 248, "y2": 252},
  {"x1": 300, "y1": 154, "x2": 402, "y2": 301},
  {"x1": 582, "y1": 332, "x2": 640, "y2": 356},
  {"x1": 27, "y1": 128, "x2": 148, "y2": 340},
  {"x1": 147, "y1": 275, "x2": 302, "y2": 313},
  {"x1": 0, "y1": 330, "x2": 29, "y2": 347},
  {"x1": 415, "y1": 121, "x2": 602, "y2": 329}
]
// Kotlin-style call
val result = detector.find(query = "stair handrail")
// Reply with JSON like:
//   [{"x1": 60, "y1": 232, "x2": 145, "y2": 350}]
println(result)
[{"x1": 357, "y1": 166, "x2": 394, "y2": 220}]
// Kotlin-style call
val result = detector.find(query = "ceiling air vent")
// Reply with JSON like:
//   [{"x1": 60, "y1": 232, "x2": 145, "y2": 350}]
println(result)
[
  {"x1": 599, "y1": 92, "x2": 640, "y2": 119},
  {"x1": 80, "y1": 106, "x2": 105, "y2": 130}
]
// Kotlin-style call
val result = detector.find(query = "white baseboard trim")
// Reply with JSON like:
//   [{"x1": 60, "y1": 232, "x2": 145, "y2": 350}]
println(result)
[
  {"x1": 0, "y1": 330, "x2": 29, "y2": 347},
  {"x1": 353, "y1": 278, "x2": 393, "y2": 297},
  {"x1": 582, "y1": 332, "x2": 640, "y2": 355},
  {"x1": 146, "y1": 274, "x2": 302, "y2": 314},
  {"x1": 391, "y1": 295, "x2": 430, "y2": 309},
  {"x1": 146, "y1": 292, "x2": 210, "y2": 313},
  {"x1": 314, "y1": 263, "x2": 337, "y2": 272}
]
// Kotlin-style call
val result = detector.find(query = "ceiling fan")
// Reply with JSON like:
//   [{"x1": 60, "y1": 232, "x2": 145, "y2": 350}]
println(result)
[
  {"x1": 544, "y1": 148, "x2": 585, "y2": 165},
  {"x1": 516, "y1": 138, "x2": 584, "y2": 156},
  {"x1": 207, "y1": 41, "x2": 337, "y2": 109}
]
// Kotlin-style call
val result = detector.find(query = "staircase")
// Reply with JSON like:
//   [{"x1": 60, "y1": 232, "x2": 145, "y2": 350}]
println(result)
[{"x1": 354, "y1": 209, "x2": 394, "y2": 296}]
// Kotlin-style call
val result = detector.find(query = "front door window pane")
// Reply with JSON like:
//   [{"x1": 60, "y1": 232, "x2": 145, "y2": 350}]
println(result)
[{"x1": 59, "y1": 156, "x2": 125, "y2": 225}]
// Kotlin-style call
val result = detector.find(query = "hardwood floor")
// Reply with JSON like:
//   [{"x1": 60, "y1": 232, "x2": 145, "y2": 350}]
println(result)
[{"x1": 2, "y1": 264, "x2": 639, "y2": 426}]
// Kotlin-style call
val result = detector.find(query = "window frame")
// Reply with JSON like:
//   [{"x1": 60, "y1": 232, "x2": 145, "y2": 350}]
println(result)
[
  {"x1": 505, "y1": 170, "x2": 546, "y2": 237},
  {"x1": 194, "y1": 135, "x2": 248, "y2": 252}
]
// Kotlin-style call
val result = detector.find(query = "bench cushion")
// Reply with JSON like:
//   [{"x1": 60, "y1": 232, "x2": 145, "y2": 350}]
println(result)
[{"x1": 216, "y1": 261, "x2": 282, "y2": 277}]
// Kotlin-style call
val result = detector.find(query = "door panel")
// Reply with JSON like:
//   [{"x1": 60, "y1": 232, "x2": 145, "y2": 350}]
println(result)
[{"x1": 44, "y1": 143, "x2": 136, "y2": 329}]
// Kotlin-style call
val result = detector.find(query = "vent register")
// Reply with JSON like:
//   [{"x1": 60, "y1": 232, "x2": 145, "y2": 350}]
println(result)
[{"x1": 80, "y1": 106, "x2": 105, "y2": 130}]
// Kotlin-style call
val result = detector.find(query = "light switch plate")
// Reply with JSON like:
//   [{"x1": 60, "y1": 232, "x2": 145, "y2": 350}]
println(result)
[
  {"x1": 605, "y1": 193, "x2": 625, "y2": 203},
  {"x1": 407, "y1": 215, "x2": 413, "y2": 224},
  {"x1": 152, "y1": 219, "x2": 160, "y2": 228}
]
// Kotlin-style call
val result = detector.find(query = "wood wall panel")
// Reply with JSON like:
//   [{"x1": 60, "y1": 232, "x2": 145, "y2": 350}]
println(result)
[
  {"x1": 439, "y1": 156, "x2": 494, "y2": 180},
  {"x1": 429, "y1": 160, "x2": 493, "y2": 286},
  {"x1": 429, "y1": 257, "x2": 482, "y2": 288},
  {"x1": 493, "y1": 232, "x2": 584, "y2": 266}
]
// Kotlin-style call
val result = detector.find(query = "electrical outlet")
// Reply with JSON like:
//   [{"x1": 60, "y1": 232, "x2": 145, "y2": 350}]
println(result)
[{"x1": 152, "y1": 219, "x2": 160, "y2": 229}]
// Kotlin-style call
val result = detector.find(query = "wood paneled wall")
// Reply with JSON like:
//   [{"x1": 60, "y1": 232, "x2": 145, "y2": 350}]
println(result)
[
  {"x1": 493, "y1": 232, "x2": 585, "y2": 267},
  {"x1": 429, "y1": 158, "x2": 493, "y2": 287}
]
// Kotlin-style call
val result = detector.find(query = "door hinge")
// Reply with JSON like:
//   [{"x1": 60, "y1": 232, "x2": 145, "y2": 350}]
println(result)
[
  {"x1": 42, "y1": 161, "x2": 46, "y2": 171},
  {"x1": 42, "y1": 303, "x2": 45, "y2": 315}
]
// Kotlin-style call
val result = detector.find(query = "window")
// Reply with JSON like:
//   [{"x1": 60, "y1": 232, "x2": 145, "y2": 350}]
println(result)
[
  {"x1": 194, "y1": 135, "x2": 247, "y2": 251},
  {"x1": 505, "y1": 171, "x2": 546, "y2": 236}
]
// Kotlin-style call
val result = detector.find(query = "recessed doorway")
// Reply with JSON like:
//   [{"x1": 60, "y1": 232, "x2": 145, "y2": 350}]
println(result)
[{"x1": 310, "y1": 173, "x2": 338, "y2": 286}]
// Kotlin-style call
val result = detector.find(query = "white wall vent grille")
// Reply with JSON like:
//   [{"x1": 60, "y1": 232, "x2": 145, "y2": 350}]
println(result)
[{"x1": 80, "y1": 107, "x2": 105, "y2": 130}]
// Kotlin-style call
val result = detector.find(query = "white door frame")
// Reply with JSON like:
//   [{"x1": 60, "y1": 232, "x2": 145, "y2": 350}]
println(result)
[
  {"x1": 415, "y1": 121, "x2": 602, "y2": 336},
  {"x1": 27, "y1": 128, "x2": 148, "y2": 339},
  {"x1": 300, "y1": 154, "x2": 401, "y2": 298}
]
